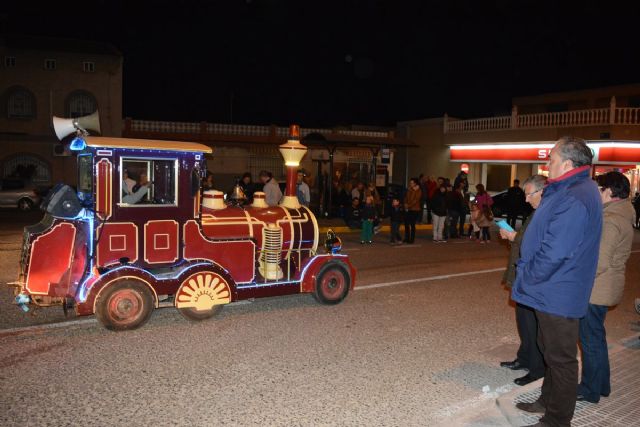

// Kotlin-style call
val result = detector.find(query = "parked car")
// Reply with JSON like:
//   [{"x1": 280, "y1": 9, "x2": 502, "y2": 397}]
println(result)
[
  {"x1": 0, "y1": 179, "x2": 42, "y2": 211},
  {"x1": 489, "y1": 190, "x2": 533, "y2": 219},
  {"x1": 467, "y1": 190, "x2": 532, "y2": 219}
]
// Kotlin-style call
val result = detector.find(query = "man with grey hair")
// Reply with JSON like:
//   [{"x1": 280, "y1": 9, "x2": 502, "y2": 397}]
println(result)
[
  {"x1": 513, "y1": 137, "x2": 602, "y2": 427},
  {"x1": 499, "y1": 174, "x2": 547, "y2": 387}
]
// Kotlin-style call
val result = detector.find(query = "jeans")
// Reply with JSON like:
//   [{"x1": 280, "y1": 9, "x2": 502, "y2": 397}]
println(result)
[
  {"x1": 390, "y1": 221, "x2": 402, "y2": 243},
  {"x1": 480, "y1": 226, "x2": 490, "y2": 241},
  {"x1": 458, "y1": 212, "x2": 466, "y2": 237},
  {"x1": 578, "y1": 303, "x2": 610, "y2": 402},
  {"x1": 432, "y1": 214, "x2": 445, "y2": 241},
  {"x1": 536, "y1": 310, "x2": 580, "y2": 427},
  {"x1": 448, "y1": 211, "x2": 460, "y2": 238}
]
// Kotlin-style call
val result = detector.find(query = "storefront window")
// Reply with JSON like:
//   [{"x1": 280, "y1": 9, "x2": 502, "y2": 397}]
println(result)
[{"x1": 486, "y1": 164, "x2": 511, "y2": 191}]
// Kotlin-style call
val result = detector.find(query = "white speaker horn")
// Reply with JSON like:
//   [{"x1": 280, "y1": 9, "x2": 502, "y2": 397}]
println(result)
[
  {"x1": 52, "y1": 111, "x2": 101, "y2": 141},
  {"x1": 52, "y1": 116, "x2": 77, "y2": 140},
  {"x1": 76, "y1": 110, "x2": 101, "y2": 135}
]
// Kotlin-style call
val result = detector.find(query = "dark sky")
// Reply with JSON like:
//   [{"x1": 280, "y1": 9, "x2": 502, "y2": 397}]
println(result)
[{"x1": 3, "y1": 1, "x2": 640, "y2": 127}]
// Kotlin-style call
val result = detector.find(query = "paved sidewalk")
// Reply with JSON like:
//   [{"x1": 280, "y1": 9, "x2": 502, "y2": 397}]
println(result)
[
  {"x1": 497, "y1": 335, "x2": 640, "y2": 427},
  {"x1": 439, "y1": 334, "x2": 640, "y2": 426}
]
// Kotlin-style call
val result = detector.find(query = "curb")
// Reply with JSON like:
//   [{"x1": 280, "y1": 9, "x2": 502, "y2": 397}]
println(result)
[{"x1": 318, "y1": 224, "x2": 434, "y2": 234}]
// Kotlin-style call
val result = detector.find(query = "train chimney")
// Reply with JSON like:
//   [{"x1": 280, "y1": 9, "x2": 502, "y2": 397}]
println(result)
[{"x1": 279, "y1": 124, "x2": 308, "y2": 209}]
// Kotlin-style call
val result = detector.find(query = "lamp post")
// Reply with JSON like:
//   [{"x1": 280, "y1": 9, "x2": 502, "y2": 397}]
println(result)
[{"x1": 279, "y1": 124, "x2": 308, "y2": 209}]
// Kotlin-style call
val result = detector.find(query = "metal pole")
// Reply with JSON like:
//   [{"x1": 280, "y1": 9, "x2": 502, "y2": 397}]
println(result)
[{"x1": 328, "y1": 145, "x2": 335, "y2": 218}]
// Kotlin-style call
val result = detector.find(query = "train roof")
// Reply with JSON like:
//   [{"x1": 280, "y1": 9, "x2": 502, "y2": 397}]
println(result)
[{"x1": 85, "y1": 137, "x2": 213, "y2": 154}]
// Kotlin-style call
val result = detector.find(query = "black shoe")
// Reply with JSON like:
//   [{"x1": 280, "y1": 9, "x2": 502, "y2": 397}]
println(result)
[
  {"x1": 576, "y1": 394, "x2": 599, "y2": 403},
  {"x1": 514, "y1": 374, "x2": 540, "y2": 386},
  {"x1": 500, "y1": 359, "x2": 526, "y2": 370},
  {"x1": 515, "y1": 400, "x2": 546, "y2": 414}
]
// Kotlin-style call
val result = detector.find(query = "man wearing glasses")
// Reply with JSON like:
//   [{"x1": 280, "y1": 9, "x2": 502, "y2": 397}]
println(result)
[
  {"x1": 512, "y1": 137, "x2": 602, "y2": 427},
  {"x1": 499, "y1": 175, "x2": 547, "y2": 387}
]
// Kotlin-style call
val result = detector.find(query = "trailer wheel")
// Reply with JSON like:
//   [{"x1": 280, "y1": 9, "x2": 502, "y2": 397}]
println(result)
[
  {"x1": 313, "y1": 262, "x2": 350, "y2": 305},
  {"x1": 175, "y1": 271, "x2": 231, "y2": 322},
  {"x1": 95, "y1": 280, "x2": 154, "y2": 331}
]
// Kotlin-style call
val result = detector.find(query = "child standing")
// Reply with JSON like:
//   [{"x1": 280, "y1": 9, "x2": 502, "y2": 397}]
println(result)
[
  {"x1": 389, "y1": 197, "x2": 404, "y2": 245},
  {"x1": 361, "y1": 195, "x2": 377, "y2": 244},
  {"x1": 477, "y1": 205, "x2": 493, "y2": 243},
  {"x1": 469, "y1": 201, "x2": 481, "y2": 240}
]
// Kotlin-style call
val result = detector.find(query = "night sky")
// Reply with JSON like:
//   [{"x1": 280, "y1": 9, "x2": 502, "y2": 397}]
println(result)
[{"x1": 3, "y1": 1, "x2": 639, "y2": 127}]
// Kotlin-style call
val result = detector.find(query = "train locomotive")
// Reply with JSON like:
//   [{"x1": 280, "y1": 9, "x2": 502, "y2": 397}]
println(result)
[{"x1": 8, "y1": 115, "x2": 355, "y2": 330}]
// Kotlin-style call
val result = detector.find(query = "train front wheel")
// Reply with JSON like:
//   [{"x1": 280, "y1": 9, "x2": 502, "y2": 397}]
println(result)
[{"x1": 313, "y1": 262, "x2": 350, "y2": 305}]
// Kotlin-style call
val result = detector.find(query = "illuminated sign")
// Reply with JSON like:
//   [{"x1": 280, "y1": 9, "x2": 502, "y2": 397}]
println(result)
[{"x1": 449, "y1": 142, "x2": 640, "y2": 164}]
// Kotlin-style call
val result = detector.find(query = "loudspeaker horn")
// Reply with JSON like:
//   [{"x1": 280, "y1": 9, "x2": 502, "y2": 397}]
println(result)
[
  {"x1": 52, "y1": 111, "x2": 101, "y2": 141},
  {"x1": 52, "y1": 116, "x2": 77, "y2": 140},
  {"x1": 75, "y1": 110, "x2": 101, "y2": 135}
]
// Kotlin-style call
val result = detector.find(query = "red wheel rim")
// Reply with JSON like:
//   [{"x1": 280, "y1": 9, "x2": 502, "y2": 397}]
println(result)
[
  {"x1": 107, "y1": 289, "x2": 143, "y2": 326},
  {"x1": 320, "y1": 270, "x2": 346, "y2": 300}
]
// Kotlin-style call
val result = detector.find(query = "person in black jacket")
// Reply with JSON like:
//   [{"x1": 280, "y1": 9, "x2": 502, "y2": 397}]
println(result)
[
  {"x1": 633, "y1": 192, "x2": 640, "y2": 228},
  {"x1": 431, "y1": 185, "x2": 448, "y2": 242},
  {"x1": 506, "y1": 179, "x2": 526, "y2": 228},
  {"x1": 446, "y1": 183, "x2": 466, "y2": 238},
  {"x1": 345, "y1": 197, "x2": 362, "y2": 229},
  {"x1": 389, "y1": 197, "x2": 404, "y2": 245}
]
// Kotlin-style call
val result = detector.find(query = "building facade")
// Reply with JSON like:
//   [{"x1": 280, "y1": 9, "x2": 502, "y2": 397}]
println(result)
[
  {"x1": 0, "y1": 35, "x2": 122, "y2": 185},
  {"x1": 401, "y1": 84, "x2": 640, "y2": 194}
]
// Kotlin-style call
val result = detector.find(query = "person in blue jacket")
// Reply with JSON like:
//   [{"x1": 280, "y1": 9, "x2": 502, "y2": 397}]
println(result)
[{"x1": 513, "y1": 136, "x2": 603, "y2": 427}]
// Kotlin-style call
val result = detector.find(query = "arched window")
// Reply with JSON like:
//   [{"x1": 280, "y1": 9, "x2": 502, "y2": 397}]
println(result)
[
  {"x1": 6, "y1": 87, "x2": 36, "y2": 119},
  {"x1": 66, "y1": 90, "x2": 97, "y2": 118},
  {"x1": 2, "y1": 154, "x2": 51, "y2": 183}
]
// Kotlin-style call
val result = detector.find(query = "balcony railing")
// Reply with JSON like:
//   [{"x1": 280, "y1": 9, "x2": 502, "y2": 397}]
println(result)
[
  {"x1": 126, "y1": 119, "x2": 392, "y2": 139},
  {"x1": 444, "y1": 97, "x2": 640, "y2": 134}
]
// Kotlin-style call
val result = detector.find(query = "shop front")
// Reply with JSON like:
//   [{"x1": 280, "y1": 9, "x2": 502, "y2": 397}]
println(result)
[{"x1": 449, "y1": 141, "x2": 640, "y2": 194}]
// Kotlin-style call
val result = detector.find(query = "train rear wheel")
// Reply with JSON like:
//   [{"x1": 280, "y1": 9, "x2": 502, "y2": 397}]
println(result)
[
  {"x1": 95, "y1": 280, "x2": 154, "y2": 331},
  {"x1": 175, "y1": 271, "x2": 231, "y2": 321}
]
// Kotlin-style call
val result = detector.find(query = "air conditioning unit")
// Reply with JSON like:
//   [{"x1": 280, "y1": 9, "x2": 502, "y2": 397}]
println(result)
[{"x1": 53, "y1": 144, "x2": 71, "y2": 157}]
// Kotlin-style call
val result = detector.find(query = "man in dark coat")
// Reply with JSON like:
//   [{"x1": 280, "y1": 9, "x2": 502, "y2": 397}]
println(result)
[
  {"x1": 498, "y1": 175, "x2": 547, "y2": 387},
  {"x1": 512, "y1": 137, "x2": 602, "y2": 427}
]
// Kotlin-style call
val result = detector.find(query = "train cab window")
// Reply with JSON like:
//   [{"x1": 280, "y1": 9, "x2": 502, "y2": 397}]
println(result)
[
  {"x1": 120, "y1": 158, "x2": 178, "y2": 206},
  {"x1": 77, "y1": 154, "x2": 93, "y2": 204}
]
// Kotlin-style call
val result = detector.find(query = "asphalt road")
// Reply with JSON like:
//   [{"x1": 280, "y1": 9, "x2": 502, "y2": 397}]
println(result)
[{"x1": 1, "y1": 210, "x2": 639, "y2": 426}]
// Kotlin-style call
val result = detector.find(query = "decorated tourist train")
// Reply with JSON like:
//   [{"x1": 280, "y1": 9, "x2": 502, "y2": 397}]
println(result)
[{"x1": 8, "y1": 113, "x2": 355, "y2": 330}]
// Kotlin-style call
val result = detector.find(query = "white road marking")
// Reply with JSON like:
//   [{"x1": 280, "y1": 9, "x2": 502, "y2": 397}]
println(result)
[
  {"x1": 0, "y1": 318, "x2": 97, "y2": 336},
  {"x1": 0, "y1": 300, "x2": 256, "y2": 335},
  {"x1": 355, "y1": 267, "x2": 506, "y2": 291}
]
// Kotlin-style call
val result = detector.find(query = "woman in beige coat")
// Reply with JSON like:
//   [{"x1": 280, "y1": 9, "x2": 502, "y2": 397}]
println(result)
[{"x1": 577, "y1": 171, "x2": 635, "y2": 403}]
